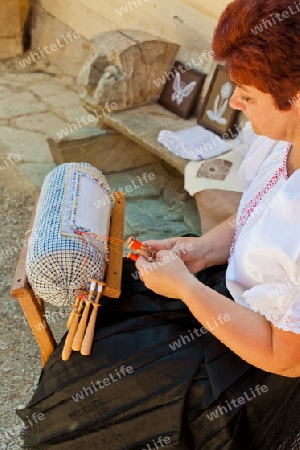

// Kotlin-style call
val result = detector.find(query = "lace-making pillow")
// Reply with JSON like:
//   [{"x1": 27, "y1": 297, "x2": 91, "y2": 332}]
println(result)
[{"x1": 26, "y1": 163, "x2": 112, "y2": 307}]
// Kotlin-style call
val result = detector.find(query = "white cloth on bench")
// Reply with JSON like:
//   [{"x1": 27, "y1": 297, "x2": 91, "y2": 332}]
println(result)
[{"x1": 158, "y1": 125, "x2": 232, "y2": 160}]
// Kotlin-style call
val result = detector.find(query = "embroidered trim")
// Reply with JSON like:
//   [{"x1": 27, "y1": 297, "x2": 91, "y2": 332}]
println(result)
[
  {"x1": 229, "y1": 144, "x2": 291, "y2": 261},
  {"x1": 265, "y1": 312, "x2": 300, "y2": 332},
  {"x1": 68, "y1": 170, "x2": 111, "y2": 255}
]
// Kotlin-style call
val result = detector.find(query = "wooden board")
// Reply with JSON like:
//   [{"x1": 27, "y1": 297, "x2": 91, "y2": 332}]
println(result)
[{"x1": 103, "y1": 191, "x2": 126, "y2": 298}]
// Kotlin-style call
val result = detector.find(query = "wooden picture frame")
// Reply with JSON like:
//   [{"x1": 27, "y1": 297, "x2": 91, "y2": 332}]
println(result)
[
  {"x1": 197, "y1": 64, "x2": 239, "y2": 137},
  {"x1": 158, "y1": 60, "x2": 206, "y2": 119}
]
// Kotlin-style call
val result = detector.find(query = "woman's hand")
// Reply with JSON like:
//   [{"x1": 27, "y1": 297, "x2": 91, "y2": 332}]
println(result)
[
  {"x1": 143, "y1": 236, "x2": 210, "y2": 274},
  {"x1": 143, "y1": 213, "x2": 237, "y2": 271},
  {"x1": 135, "y1": 249, "x2": 198, "y2": 298}
]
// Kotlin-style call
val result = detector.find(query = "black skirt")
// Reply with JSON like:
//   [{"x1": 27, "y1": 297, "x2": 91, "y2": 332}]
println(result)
[{"x1": 17, "y1": 260, "x2": 300, "y2": 450}]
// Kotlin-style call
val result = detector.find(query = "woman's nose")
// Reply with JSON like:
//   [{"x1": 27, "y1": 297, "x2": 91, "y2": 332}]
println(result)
[{"x1": 230, "y1": 89, "x2": 246, "y2": 111}]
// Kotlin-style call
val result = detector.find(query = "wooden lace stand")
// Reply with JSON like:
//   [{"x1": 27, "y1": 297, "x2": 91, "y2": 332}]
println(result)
[{"x1": 10, "y1": 191, "x2": 125, "y2": 366}]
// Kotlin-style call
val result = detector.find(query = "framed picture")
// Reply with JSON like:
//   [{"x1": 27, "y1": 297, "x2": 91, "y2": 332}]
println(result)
[
  {"x1": 158, "y1": 60, "x2": 206, "y2": 119},
  {"x1": 197, "y1": 64, "x2": 239, "y2": 137}
]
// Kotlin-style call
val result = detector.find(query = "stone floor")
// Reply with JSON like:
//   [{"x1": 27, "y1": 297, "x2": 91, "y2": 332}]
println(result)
[
  {"x1": 0, "y1": 57, "x2": 201, "y2": 449},
  {"x1": 0, "y1": 69, "x2": 201, "y2": 241}
]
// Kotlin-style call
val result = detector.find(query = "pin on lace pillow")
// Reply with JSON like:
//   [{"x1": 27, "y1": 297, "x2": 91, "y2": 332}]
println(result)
[{"x1": 26, "y1": 163, "x2": 112, "y2": 307}]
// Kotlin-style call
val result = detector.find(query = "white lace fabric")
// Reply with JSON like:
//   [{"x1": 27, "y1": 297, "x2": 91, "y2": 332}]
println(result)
[{"x1": 243, "y1": 281, "x2": 300, "y2": 332}]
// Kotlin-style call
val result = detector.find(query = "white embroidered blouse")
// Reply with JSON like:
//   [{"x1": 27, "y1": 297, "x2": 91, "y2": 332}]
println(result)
[{"x1": 226, "y1": 136, "x2": 300, "y2": 333}]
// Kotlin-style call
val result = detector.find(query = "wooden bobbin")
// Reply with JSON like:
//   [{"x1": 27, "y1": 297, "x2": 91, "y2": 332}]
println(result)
[
  {"x1": 72, "y1": 281, "x2": 97, "y2": 351},
  {"x1": 66, "y1": 289, "x2": 85, "y2": 330},
  {"x1": 127, "y1": 236, "x2": 155, "y2": 260},
  {"x1": 62, "y1": 307, "x2": 83, "y2": 361},
  {"x1": 80, "y1": 280, "x2": 105, "y2": 356}
]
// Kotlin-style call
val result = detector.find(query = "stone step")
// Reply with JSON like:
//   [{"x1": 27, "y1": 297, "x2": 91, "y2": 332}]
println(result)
[
  {"x1": 47, "y1": 125, "x2": 159, "y2": 173},
  {"x1": 103, "y1": 103, "x2": 197, "y2": 175}
]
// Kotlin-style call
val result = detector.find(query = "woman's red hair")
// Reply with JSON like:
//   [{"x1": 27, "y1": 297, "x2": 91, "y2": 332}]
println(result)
[{"x1": 213, "y1": 0, "x2": 300, "y2": 110}]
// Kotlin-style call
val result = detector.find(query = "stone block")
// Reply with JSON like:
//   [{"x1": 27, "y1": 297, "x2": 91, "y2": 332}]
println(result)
[
  {"x1": 163, "y1": 176, "x2": 188, "y2": 204},
  {"x1": 3, "y1": 0, "x2": 29, "y2": 35},
  {"x1": 106, "y1": 165, "x2": 165, "y2": 198},
  {"x1": 124, "y1": 198, "x2": 193, "y2": 241},
  {"x1": 1, "y1": 72, "x2": 51, "y2": 85},
  {"x1": 0, "y1": 36, "x2": 23, "y2": 59},
  {"x1": 182, "y1": 199, "x2": 201, "y2": 235},
  {"x1": 47, "y1": 125, "x2": 159, "y2": 173},
  {"x1": 30, "y1": 3, "x2": 92, "y2": 77},
  {"x1": 0, "y1": 0, "x2": 29, "y2": 59},
  {"x1": 11, "y1": 112, "x2": 68, "y2": 138},
  {"x1": 0, "y1": 86, "x2": 14, "y2": 100},
  {"x1": 18, "y1": 162, "x2": 57, "y2": 188},
  {"x1": 0, "y1": 160, "x2": 37, "y2": 198},
  {"x1": 0, "y1": 92, "x2": 47, "y2": 119},
  {"x1": 0, "y1": 126, "x2": 53, "y2": 164},
  {"x1": 28, "y1": 81, "x2": 68, "y2": 98},
  {"x1": 43, "y1": 91, "x2": 80, "y2": 108},
  {"x1": 60, "y1": 106, "x2": 96, "y2": 125},
  {"x1": 78, "y1": 29, "x2": 179, "y2": 115}
]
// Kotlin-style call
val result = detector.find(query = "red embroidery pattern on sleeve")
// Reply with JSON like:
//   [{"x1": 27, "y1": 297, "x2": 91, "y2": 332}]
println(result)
[{"x1": 229, "y1": 144, "x2": 291, "y2": 261}]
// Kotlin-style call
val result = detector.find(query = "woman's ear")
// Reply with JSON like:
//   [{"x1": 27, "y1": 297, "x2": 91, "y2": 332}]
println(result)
[{"x1": 290, "y1": 91, "x2": 300, "y2": 113}]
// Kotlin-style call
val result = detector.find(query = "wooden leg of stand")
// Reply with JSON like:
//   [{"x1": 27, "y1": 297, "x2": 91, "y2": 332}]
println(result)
[
  {"x1": 17, "y1": 288, "x2": 57, "y2": 366},
  {"x1": 10, "y1": 194, "x2": 57, "y2": 366}
]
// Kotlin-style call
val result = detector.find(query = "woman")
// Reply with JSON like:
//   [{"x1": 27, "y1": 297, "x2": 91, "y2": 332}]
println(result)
[
  {"x1": 18, "y1": 0, "x2": 300, "y2": 448},
  {"x1": 138, "y1": 0, "x2": 300, "y2": 378}
]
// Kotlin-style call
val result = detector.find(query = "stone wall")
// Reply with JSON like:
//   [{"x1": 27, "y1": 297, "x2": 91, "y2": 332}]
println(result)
[
  {"x1": 30, "y1": 2, "x2": 92, "y2": 76},
  {"x1": 29, "y1": 0, "x2": 231, "y2": 78},
  {"x1": 0, "y1": 0, "x2": 30, "y2": 59},
  {"x1": 39, "y1": 0, "x2": 230, "y2": 47}
]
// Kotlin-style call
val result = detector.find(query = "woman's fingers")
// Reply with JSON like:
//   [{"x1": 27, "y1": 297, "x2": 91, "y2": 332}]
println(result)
[
  {"x1": 135, "y1": 251, "x2": 194, "y2": 298},
  {"x1": 142, "y1": 238, "x2": 178, "y2": 252}
]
